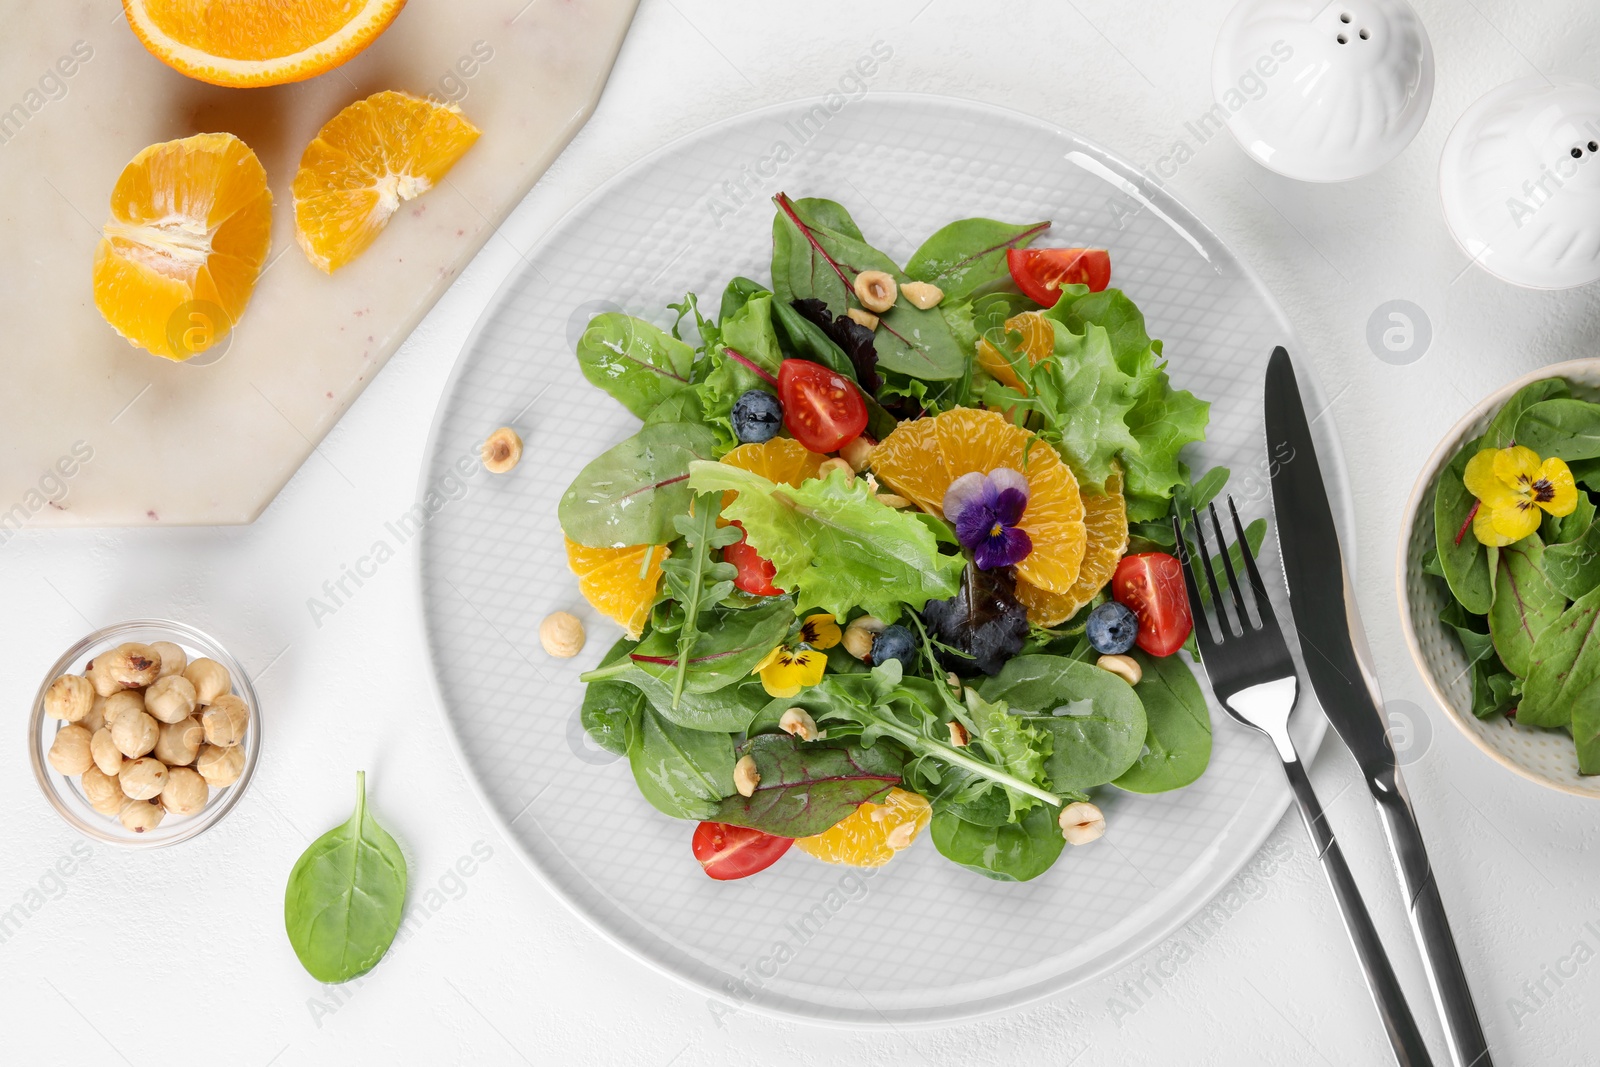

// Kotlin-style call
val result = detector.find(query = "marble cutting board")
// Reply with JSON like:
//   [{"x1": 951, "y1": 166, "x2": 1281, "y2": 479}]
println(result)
[{"x1": 0, "y1": 0, "x2": 638, "y2": 527}]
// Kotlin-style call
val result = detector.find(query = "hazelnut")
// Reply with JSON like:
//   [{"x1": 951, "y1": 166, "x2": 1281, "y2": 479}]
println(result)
[
  {"x1": 154, "y1": 717, "x2": 205, "y2": 767},
  {"x1": 118, "y1": 797, "x2": 164, "y2": 834},
  {"x1": 539, "y1": 611, "x2": 586, "y2": 658},
  {"x1": 86, "y1": 658, "x2": 121, "y2": 697},
  {"x1": 183, "y1": 658, "x2": 231, "y2": 705},
  {"x1": 481, "y1": 427, "x2": 523, "y2": 474},
  {"x1": 852, "y1": 270, "x2": 897, "y2": 313},
  {"x1": 102, "y1": 690, "x2": 147, "y2": 726},
  {"x1": 845, "y1": 307, "x2": 879, "y2": 331},
  {"x1": 1059, "y1": 801, "x2": 1106, "y2": 845},
  {"x1": 841, "y1": 616, "x2": 886, "y2": 660},
  {"x1": 839, "y1": 435, "x2": 876, "y2": 473},
  {"x1": 44, "y1": 675, "x2": 94, "y2": 722},
  {"x1": 779, "y1": 707, "x2": 819, "y2": 742},
  {"x1": 47, "y1": 724, "x2": 94, "y2": 776},
  {"x1": 144, "y1": 675, "x2": 198, "y2": 724},
  {"x1": 119, "y1": 757, "x2": 168, "y2": 801},
  {"x1": 159, "y1": 767, "x2": 209, "y2": 816},
  {"x1": 201, "y1": 694, "x2": 249, "y2": 748},
  {"x1": 947, "y1": 720, "x2": 970, "y2": 747},
  {"x1": 81, "y1": 695, "x2": 108, "y2": 734},
  {"x1": 149, "y1": 641, "x2": 187, "y2": 678},
  {"x1": 110, "y1": 710, "x2": 159, "y2": 759},
  {"x1": 733, "y1": 754, "x2": 760, "y2": 797},
  {"x1": 816, "y1": 457, "x2": 854, "y2": 481},
  {"x1": 1096, "y1": 654, "x2": 1142, "y2": 686},
  {"x1": 899, "y1": 280, "x2": 944, "y2": 310},
  {"x1": 102, "y1": 643, "x2": 162, "y2": 688},
  {"x1": 196, "y1": 744, "x2": 244, "y2": 787},
  {"x1": 90, "y1": 728, "x2": 124, "y2": 776},
  {"x1": 82, "y1": 766, "x2": 126, "y2": 816}
]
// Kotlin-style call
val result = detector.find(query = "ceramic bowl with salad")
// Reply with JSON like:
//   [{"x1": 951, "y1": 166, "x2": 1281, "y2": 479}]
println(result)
[
  {"x1": 1402, "y1": 360, "x2": 1600, "y2": 798},
  {"x1": 557, "y1": 193, "x2": 1262, "y2": 881}
]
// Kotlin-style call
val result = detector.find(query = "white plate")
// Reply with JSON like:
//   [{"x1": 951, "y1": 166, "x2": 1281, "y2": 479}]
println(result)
[{"x1": 416, "y1": 94, "x2": 1347, "y2": 1026}]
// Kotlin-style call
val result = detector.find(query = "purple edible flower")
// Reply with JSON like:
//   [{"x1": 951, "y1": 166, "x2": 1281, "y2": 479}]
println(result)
[{"x1": 943, "y1": 468, "x2": 1033, "y2": 570}]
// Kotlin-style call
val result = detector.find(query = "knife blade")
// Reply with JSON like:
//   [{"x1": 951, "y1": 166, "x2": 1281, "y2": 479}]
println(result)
[{"x1": 1265, "y1": 346, "x2": 1493, "y2": 1067}]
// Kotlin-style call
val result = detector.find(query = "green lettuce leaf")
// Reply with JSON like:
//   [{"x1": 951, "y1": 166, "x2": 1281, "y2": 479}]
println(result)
[{"x1": 961, "y1": 689, "x2": 1050, "y2": 820}]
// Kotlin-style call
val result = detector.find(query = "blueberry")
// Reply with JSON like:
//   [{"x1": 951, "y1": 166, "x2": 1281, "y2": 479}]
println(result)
[
  {"x1": 732, "y1": 390, "x2": 783, "y2": 443},
  {"x1": 870, "y1": 624, "x2": 916, "y2": 669},
  {"x1": 1085, "y1": 601, "x2": 1139, "y2": 655}
]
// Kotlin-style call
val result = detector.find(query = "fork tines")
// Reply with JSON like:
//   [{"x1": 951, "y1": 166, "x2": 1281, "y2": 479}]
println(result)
[{"x1": 1171, "y1": 496, "x2": 1277, "y2": 649}]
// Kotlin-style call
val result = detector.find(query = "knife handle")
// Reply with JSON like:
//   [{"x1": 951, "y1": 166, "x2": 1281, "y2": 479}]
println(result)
[
  {"x1": 1372, "y1": 778, "x2": 1495, "y2": 1067},
  {"x1": 1282, "y1": 755, "x2": 1435, "y2": 1067}
]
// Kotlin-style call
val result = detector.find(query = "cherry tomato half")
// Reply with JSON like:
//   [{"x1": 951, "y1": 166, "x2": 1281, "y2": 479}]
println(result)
[
  {"x1": 692, "y1": 821, "x2": 794, "y2": 880},
  {"x1": 1007, "y1": 247, "x2": 1112, "y2": 307},
  {"x1": 723, "y1": 522, "x2": 783, "y2": 596},
  {"x1": 777, "y1": 358, "x2": 868, "y2": 453},
  {"x1": 1112, "y1": 551, "x2": 1192, "y2": 657}
]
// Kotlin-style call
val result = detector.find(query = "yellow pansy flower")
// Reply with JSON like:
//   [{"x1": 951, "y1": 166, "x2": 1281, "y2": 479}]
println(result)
[
  {"x1": 1463, "y1": 445, "x2": 1577, "y2": 547},
  {"x1": 753, "y1": 646, "x2": 827, "y2": 698},
  {"x1": 797, "y1": 613, "x2": 841, "y2": 650}
]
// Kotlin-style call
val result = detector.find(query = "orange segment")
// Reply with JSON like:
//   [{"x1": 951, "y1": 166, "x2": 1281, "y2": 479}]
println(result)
[
  {"x1": 92, "y1": 133, "x2": 272, "y2": 362},
  {"x1": 292, "y1": 91, "x2": 480, "y2": 273},
  {"x1": 795, "y1": 788, "x2": 931, "y2": 867},
  {"x1": 1016, "y1": 466, "x2": 1128, "y2": 626},
  {"x1": 123, "y1": 0, "x2": 407, "y2": 88},
  {"x1": 872, "y1": 408, "x2": 1087, "y2": 595},
  {"x1": 717, "y1": 437, "x2": 824, "y2": 513},
  {"x1": 564, "y1": 538, "x2": 668, "y2": 640},
  {"x1": 976, "y1": 311, "x2": 1053, "y2": 391}
]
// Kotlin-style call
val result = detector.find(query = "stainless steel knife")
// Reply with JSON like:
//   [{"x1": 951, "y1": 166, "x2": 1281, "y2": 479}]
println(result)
[{"x1": 1265, "y1": 346, "x2": 1493, "y2": 1067}]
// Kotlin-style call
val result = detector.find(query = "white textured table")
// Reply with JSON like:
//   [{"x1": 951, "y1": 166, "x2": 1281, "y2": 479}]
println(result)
[{"x1": 6, "y1": 2, "x2": 1599, "y2": 1064}]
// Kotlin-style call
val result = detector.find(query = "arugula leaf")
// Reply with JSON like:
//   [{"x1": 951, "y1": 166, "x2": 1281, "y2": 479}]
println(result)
[
  {"x1": 1111, "y1": 651, "x2": 1212, "y2": 793},
  {"x1": 573, "y1": 314, "x2": 695, "y2": 419},
  {"x1": 661, "y1": 495, "x2": 743, "y2": 708},
  {"x1": 627, "y1": 703, "x2": 735, "y2": 820},
  {"x1": 558, "y1": 422, "x2": 720, "y2": 546},
  {"x1": 686, "y1": 463, "x2": 964, "y2": 621},
  {"x1": 904, "y1": 217, "x2": 1050, "y2": 303},
  {"x1": 929, "y1": 803, "x2": 1065, "y2": 882},
  {"x1": 713, "y1": 733, "x2": 902, "y2": 837}
]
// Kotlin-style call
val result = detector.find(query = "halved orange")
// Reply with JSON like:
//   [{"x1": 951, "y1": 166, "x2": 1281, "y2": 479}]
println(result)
[
  {"x1": 293, "y1": 91, "x2": 480, "y2": 273},
  {"x1": 872, "y1": 408, "x2": 1087, "y2": 594},
  {"x1": 1016, "y1": 467, "x2": 1128, "y2": 626},
  {"x1": 976, "y1": 311, "x2": 1053, "y2": 391},
  {"x1": 93, "y1": 133, "x2": 272, "y2": 361},
  {"x1": 565, "y1": 538, "x2": 668, "y2": 640},
  {"x1": 795, "y1": 788, "x2": 931, "y2": 867},
  {"x1": 123, "y1": 0, "x2": 407, "y2": 88}
]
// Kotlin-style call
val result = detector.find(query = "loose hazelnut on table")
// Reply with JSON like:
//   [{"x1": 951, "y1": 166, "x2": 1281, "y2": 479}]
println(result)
[
  {"x1": 149, "y1": 641, "x2": 187, "y2": 679},
  {"x1": 196, "y1": 744, "x2": 244, "y2": 788},
  {"x1": 119, "y1": 757, "x2": 168, "y2": 801},
  {"x1": 47, "y1": 724, "x2": 94, "y2": 776},
  {"x1": 44, "y1": 674, "x2": 94, "y2": 722},
  {"x1": 110, "y1": 710, "x2": 159, "y2": 759},
  {"x1": 481, "y1": 427, "x2": 523, "y2": 474},
  {"x1": 144, "y1": 674, "x2": 197, "y2": 724},
  {"x1": 160, "y1": 767, "x2": 209, "y2": 816},
  {"x1": 90, "y1": 728, "x2": 123, "y2": 776},
  {"x1": 81, "y1": 766, "x2": 126, "y2": 816},
  {"x1": 852, "y1": 270, "x2": 897, "y2": 313},
  {"x1": 102, "y1": 642, "x2": 163, "y2": 689},
  {"x1": 119, "y1": 797, "x2": 164, "y2": 834},
  {"x1": 102, "y1": 690, "x2": 147, "y2": 727},
  {"x1": 201, "y1": 694, "x2": 249, "y2": 748},
  {"x1": 539, "y1": 611, "x2": 585, "y2": 658},
  {"x1": 183, "y1": 658, "x2": 232, "y2": 705},
  {"x1": 154, "y1": 717, "x2": 205, "y2": 767}
]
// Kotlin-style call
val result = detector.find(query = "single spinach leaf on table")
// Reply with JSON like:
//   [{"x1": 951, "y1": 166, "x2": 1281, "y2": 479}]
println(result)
[
  {"x1": 1433, "y1": 436, "x2": 1495, "y2": 616},
  {"x1": 627, "y1": 704, "x2": 736, "y2": 820},
  {"x1": 1520, "y1": 584, "x2": 1600, "y2": 734},
  {"x1": 1484, "y1": 378, "x2": 1569, "y2": 449},
  {"x1": 1488, "y1": 535, "x2": 1567, "y2": 678},
  {"x1": 573, "y1": 314, "x2": 694, "y2": 419},
  {"x1": 558, "y1": 422, "x2": 720, "y2": 547},
  {"x1": 1513, "y1": 398, "x2": 1600, "y2": 461},
  {"x1": 659, "y1": 494, "x2": 743, "y2": 709},
  {"x1": 1111, "y1": 651, "x2": 1212, "y2": 794},
  {"x1": 930, "y1": 803, "x2": 1066, "y2": 882},
  {"x1": 903, "y1": 217, "x2": 1051, "y2": 303},
  {"x1": 581, "y1": 638, "x2": 645, "y2": 755},
  {"x1": 713, "y1": 733, "x2": 902, "y2": 838},
  {"x1": 284, "y1": 772, "x2": 407, "y2": 984}
]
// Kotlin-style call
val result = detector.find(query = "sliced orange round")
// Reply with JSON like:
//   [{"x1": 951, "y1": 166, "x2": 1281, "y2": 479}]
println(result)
[
  {"x1": 872, "y1": 408, "x2": 1087, "y2": 594},
  {"x1": 976, "y1": 310, "x2": 1053, "y2": 391},
  {"x1": 93, "y1": 133, "x2": 272, "y2": 362},
  {"x1": 123, "y1": 0, "x2": 407, "y2": 88},
  {"x1": 564, "y1": 538, "x2": 668, "y2": 640},
  {"x1": 1016, "y1": 466, "x2": 1128, "y2": 626},
  {"x1": 795, "y1": 788, "x2": 931, "y2": 867},
  {"x1": 293, "y1": 91, "x2": 480, "y2": 273}
]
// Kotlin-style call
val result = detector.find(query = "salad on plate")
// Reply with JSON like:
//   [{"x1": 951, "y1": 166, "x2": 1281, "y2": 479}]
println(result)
[{"x1": 559, "y1": 194, "x2": 1260, "y2": 882}]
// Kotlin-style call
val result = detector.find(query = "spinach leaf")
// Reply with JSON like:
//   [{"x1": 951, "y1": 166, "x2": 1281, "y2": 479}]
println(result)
[
  {"x1": 586, "y1": 597, "x2": 794, "y2": 701},
  {"x1": 1573, "y1": 458, "x2": 1600, "y2": 493},
  {"x1": 1484, "y1": 378, "x2": 1569, "y2": 449},
  {"x1": 1433, "y1": 436, "x2": 1495, "y2": 615},
  {"x1": 573, "y1": 313, "x2": 694, "y2": 419},
  {"x1": 627, "y1": 704, "x2": 735, "y2": 820},
  {"x1": 1472, "y1": 660, "x2": 1520, "y2": 719},
  {"x1": 660, "y1": 495, "x2": 743, "y2": 708},
  {"x1": 1439, "y1": 601, "x2": 1497, "y2": 674},
  {"x1": 713, "y1": 733, "x2": 902, "y2": 837},
  {"x1": 558, "y1": 422, "x2": 720, "y2": 547},
  {"x1": 1544, "y1": 495, "x2": 1600, "y2": 600},
  {"x1": 581, "y1": 638, "x2": 645, "y2": 755},
  {"x1": 904, "y1": 217, "x2": 1050, "y2": 303},
  {"x1": 929, "y1": 803, "x2": 1065, "y2": 882},
  {"x1": 643, "y1": 389, "x2": 706, "y2": 426},
  {"x1": 978, "y1": 654, "x2": 1147, "y2": 793},
  {"x1": 687, "y1": 463, "x2": 964, "y2": 621},
  {"x1": 1488, "y1": 535, "x2": 1566, "y2": 678},
  {"x1": 284, "y1": 772, "x2": 407, "y2": 984},
  {"x1": 1520, "y1": 584, "x2": 1600, "y2": 741},
  {"x1": 1516, "y1": 398, "x2": 1600, "y2": 461},
  {"x1": 1111, "y1": 651, "x2": 1212, "y2": 793}
]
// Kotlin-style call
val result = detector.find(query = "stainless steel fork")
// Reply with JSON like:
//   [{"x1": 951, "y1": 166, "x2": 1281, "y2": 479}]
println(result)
[{"x1": 1175, "y1": 499, "x2": 1434, "y2": 1067}]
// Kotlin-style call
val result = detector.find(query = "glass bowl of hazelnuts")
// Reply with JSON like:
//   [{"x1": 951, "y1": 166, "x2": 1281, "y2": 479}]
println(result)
[{"x1": 29, "y1": 620, "x2": 260, "y2": 848}]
